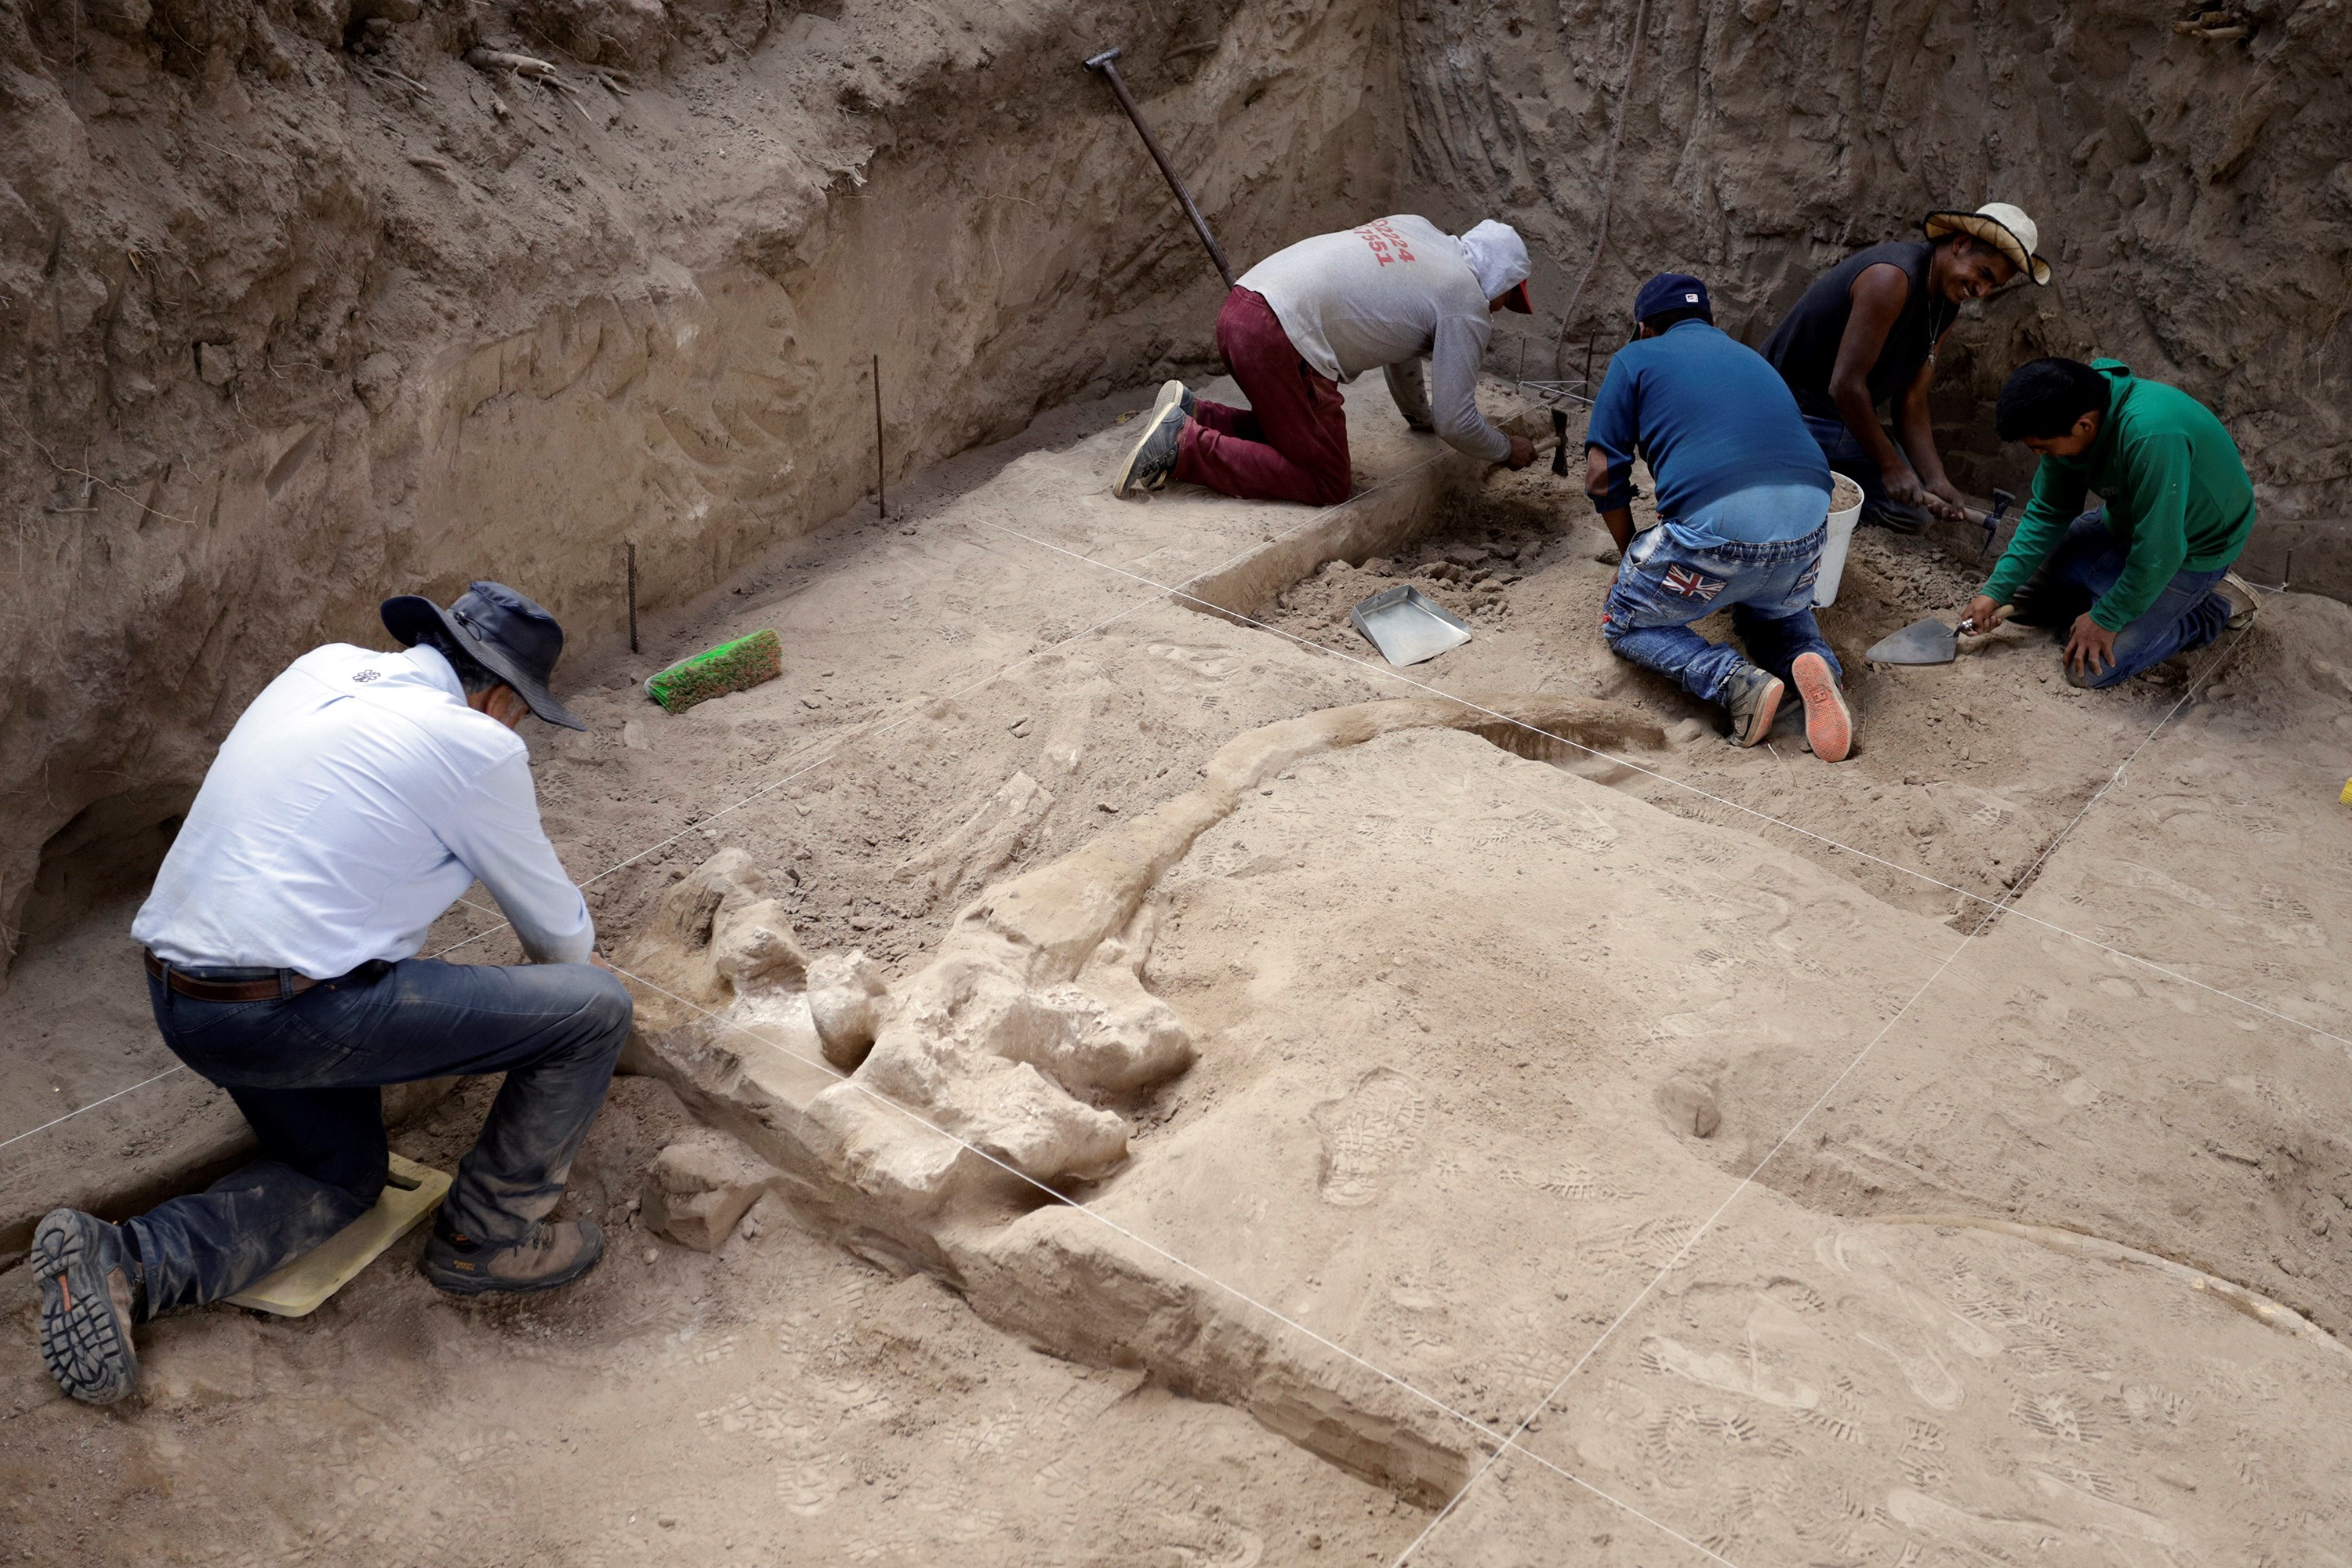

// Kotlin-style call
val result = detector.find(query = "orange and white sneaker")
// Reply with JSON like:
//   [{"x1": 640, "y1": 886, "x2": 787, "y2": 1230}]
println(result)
[{"x1": 1791, "y1": 651, "x2": 1853, "y2": 762}]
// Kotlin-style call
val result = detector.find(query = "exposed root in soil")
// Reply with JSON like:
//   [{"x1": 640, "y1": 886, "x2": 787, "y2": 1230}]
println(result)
[{"x1": 1870, "y1": 1214, "x2": 2352, "y2": 1365}]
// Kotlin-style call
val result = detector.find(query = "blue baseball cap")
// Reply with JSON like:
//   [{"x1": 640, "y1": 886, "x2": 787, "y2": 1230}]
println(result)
[{"x1": 1634, "y1": 273, "x2": 1711, "y2": 324}]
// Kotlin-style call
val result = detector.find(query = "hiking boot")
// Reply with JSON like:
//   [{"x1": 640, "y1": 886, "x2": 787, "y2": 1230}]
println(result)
[
  {"x1": 34, "y1": 1209, "x2": 143, "y2": 1406},
  {"x1": 420, "y1": 1217, "x2": 604, "y2": 1298},
  {"x1": 1112, "y1": 401, "x2": 1187, "y2": 497},
  {"x1": 1790, "y1": 651, "x2": 1854, "y2": 762},
  {"x1": 2219, "y1": 572, "x2": 2259, "y2": 630},
  {"x1": 1721, "y1": 666, "x2": 1786, "y2": 748},
  {"x1": 1152, "y1": 379, "x2": 1197, "y2": 423}
]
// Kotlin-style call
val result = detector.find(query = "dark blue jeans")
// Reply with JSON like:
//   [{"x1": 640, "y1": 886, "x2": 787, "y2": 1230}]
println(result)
[
  {"x1": 1801, "y1": 413, "x2": 1915, "y2": 524},
  {"x1": 1602, "y1": 521, "x2": 1840, "y2": 706},
  {"x1": 132, "y1": 956, "x2": 632, "y2": 1313},
  {"x1": 2009, "y1": 510, "x2": 2233, "y2": 688}
]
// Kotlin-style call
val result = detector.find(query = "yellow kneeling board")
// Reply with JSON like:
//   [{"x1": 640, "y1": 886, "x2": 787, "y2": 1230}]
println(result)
[{"x1": 223, "y1": 1152, "x2": 452, "y2": 1318}]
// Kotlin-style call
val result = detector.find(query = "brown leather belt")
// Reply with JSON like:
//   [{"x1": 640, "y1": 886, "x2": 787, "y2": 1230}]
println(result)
[{"x1": 143, "y1": 949, "x2": 318, "y2": 1003}]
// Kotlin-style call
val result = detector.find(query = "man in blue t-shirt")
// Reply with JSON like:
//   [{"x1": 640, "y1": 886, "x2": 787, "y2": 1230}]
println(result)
[{"x1": 1584, "y1": 274, "x2": 1853, "y2": 760}]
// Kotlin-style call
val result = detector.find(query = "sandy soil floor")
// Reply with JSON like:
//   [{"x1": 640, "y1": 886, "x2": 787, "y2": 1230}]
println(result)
[
  {"x1": 0, "y1": 1076, "x2": 1418, "y2": 1566},
  {"x1": 7, "y1": 376, "x2": 2350, "y2": 1565}
]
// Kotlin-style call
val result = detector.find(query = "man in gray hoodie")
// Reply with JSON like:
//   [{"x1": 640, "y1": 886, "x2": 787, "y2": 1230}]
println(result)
[{"x1": 1112, "y1": 216, "x2": 1538, "y2": 503}]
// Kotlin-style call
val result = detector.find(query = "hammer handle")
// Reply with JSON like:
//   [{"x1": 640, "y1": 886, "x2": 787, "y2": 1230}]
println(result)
[{"x1": 1085, "y1": 53, "x2": 1236, "y2": 289}]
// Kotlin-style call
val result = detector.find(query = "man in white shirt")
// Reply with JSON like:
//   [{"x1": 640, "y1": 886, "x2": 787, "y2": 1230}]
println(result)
[
  {"x1": 34, "y1": 583, "x2": 631, "y2": 1405},
  {"x1": 1111, "y1": 215, "x2": 1539, "y2": 503}
]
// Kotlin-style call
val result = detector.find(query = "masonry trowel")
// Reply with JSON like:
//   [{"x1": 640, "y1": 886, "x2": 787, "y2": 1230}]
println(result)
[
  {"x1": 1866, "y1": 609, "x2": 2009, "y2": 665},
  {"x1": 1863, "y1": 488, "x2": 2018, "y2": 664},
  {"x1": 1866, "y1": 617, "x2": 1965, "y2": 664}
]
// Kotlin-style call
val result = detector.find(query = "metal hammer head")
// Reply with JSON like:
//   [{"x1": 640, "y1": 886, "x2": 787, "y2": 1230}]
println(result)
[
  {"x1": 1083, "y1": 47, "x2": 1122, "y2": 71},
  {"x1": 1975, "y1": 488, "x2": 2017, "y2": 561}
]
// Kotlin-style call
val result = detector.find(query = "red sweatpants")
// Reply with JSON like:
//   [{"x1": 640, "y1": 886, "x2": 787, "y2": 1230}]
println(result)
[{"x1": 1173, "y1": 286, "x2": 1352, "y2": 506}]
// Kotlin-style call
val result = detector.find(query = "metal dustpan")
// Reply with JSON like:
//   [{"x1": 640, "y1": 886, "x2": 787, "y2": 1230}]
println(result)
[
  {"x1": 1866, "y1": 616, "x2": 1958, "y2": 666},
  {"x1": 1351, "y1": 585, "x2": 1471, "y2": 666}
]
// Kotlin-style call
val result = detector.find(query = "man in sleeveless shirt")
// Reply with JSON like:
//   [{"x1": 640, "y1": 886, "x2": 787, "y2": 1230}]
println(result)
[
  {"x1": 1762, "y1": 203, "x2": 2050, "y2": 532},
  {"x1": 1108, "y1": 216, "x2": 1537, "y2": 503}
]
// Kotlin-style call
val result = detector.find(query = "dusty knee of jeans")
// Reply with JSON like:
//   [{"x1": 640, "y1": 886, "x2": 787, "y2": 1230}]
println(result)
[
  {"x1": 581, "y1": 969, "x2": 636, "y2": 1051},
  {"x1": 2062, "y1": 656, "x2": 2125, "y2": 691}
]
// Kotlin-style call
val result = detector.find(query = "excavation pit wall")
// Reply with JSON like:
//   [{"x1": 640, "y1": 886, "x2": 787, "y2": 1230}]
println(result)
[
  {"x1": 18, "y1": 0, "x2": 2352, "y2": 989},
  {"x1": 0, "y1": 0, "x2": 1403, "y2": 979}
]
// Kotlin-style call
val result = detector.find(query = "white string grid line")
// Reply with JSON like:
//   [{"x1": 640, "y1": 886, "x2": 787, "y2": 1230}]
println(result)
[
  {"x1": 970, "y1": 517, "x2": 2350, "y2": 1054},
  {"x1": 0, "y1": 1066, "x2": 194, "y2": 1156},
  {"x1": 0, "y1": 453, "x2": 1449, "y2": 1152},
  {"x1": 1392, "y1": 624, "x2": 2248, "y2": 1564}
]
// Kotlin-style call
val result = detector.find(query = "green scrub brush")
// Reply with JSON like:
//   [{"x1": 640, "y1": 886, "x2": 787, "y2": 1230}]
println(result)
[{"x1": 644, "y1": 628, "x2": 782, "y2": 713}]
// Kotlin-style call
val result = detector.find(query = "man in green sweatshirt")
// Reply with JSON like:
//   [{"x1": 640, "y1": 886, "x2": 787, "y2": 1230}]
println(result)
[{"x1": 1964, "y1": 358, "x2": 2257, "y2": 687}]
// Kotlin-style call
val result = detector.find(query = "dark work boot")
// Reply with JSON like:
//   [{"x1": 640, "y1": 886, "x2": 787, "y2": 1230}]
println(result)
[
  {"x1": 34, "y1": 1209, "x2": 143, "y2": 1406},
  {"x1": 419, "y1": 1216, "x2": 604, "y2": 1298}
]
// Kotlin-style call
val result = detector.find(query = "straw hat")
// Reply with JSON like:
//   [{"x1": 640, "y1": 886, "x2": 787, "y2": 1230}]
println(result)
[{"x1": 1922, "y1": 201, "x2": 2051, "y2": 286}]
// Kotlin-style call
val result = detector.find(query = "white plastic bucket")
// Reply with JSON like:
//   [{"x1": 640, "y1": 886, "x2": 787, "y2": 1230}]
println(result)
[{"x1": 1812, "y1": 472, "x2": 1865, "y2": 608}]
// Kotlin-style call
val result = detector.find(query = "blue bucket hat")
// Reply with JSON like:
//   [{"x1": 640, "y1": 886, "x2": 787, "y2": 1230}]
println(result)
[{"x1": 381, "y1": 581, "x2": 586, "y2": 730}]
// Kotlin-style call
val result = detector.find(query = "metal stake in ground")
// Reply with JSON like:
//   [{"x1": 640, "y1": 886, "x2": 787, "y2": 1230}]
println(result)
[
  {"x1": 1082, "y1": 47, "x2": 1236, "y2": 289},
  {"x1": 626, "y1": 540, "x2": 639, "y2": 654},
  {"x1": 873, "y1": 354, "x2": 887, "y2": 521}
]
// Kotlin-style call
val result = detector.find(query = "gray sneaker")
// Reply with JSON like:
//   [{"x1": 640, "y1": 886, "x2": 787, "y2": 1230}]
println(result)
[
  {"x1": 1112, "y1": 401, "x2": 1188, "y2": 497},
  {"x1": 2219, "y1": 572, "x2": 2259, "y2": 630},
  {"x1": 420, "y1": 1217, "x2": 605, "y2": 1298},
  {"x1": 34, "y1": 1209, "x2": 143, "y2": 1406},
  {"x1": 1152, "y1": 379, "x2": 1197, "y2": 422},
  {"x1": 1721, "y1": 666, "x2": 1786, "y2": 748}
]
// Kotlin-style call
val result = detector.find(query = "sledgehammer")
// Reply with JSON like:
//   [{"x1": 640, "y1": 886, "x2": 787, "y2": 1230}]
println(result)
[{"x1": 1083, "y1": 48, "x2": 1237, "y2": 289}]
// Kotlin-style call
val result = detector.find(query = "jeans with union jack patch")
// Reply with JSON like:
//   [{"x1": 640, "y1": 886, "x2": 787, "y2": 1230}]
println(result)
[{"x1": 1600, "y1": 520, "x2": 1839, "y2": 706}]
